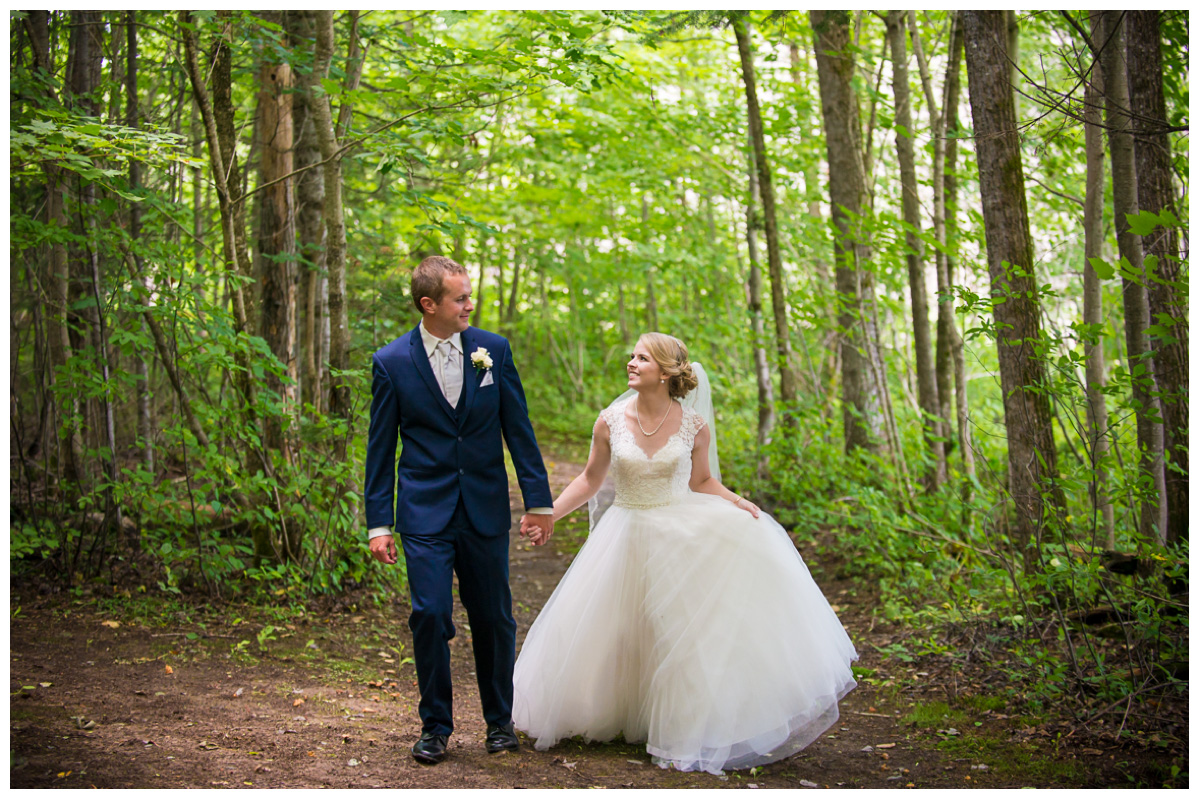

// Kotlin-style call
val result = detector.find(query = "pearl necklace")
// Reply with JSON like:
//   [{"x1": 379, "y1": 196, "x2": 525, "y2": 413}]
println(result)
[{"x1": 636, "y1": 397, "x2": 672, "y2": 436}]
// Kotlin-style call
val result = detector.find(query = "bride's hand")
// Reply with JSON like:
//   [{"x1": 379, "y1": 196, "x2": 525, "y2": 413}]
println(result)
[{"x1": 733, "y1": 496, "x2": 760, "y2": 518}]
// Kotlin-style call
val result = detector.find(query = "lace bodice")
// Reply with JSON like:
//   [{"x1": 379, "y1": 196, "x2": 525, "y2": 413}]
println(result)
[{"x1": 601, "y1": 399, "x2": 706, "y2": 509}]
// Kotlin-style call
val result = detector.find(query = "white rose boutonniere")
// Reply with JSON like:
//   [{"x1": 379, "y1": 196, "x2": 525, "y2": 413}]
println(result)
[{"x1": 470, "y1": 347, "x2": 493, "y2": 372}]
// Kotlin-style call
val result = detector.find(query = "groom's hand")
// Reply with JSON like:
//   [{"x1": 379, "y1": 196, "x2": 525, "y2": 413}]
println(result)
[
  {"x1": 369, "y1": 534, "x2": 399, "y2": 565},
  {"x1": 520, "y1": 513, "x2": 554, "y2": 546}
]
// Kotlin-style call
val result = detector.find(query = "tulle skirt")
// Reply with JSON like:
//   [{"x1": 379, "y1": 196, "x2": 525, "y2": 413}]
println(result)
[{"x1": 512, "y1": 492, "x2": 858, "y2": 774}]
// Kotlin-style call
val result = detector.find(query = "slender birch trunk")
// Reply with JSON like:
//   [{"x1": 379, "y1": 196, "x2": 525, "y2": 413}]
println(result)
[
  {"x1": 733, "y1": 14, "x2": 798, "y2": 422},
  {"x1": 745, "y1": 134, "x2": 776, "y2": 450},
  {"x1": 1083, "y1": 11, "x2": 1115, "y2": 547},
  {"x1": 887, "y1": 10, "x2": 945, "y2": 489},
  {"x1": 1099, "y1": 10, "x2": 1168, "y2": 543}
]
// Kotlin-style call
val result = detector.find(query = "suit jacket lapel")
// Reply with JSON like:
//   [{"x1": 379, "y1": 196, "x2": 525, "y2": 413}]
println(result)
[
  {"x1": 409, "y1": 327, "x2": 457, "y2": 422},
  {"x1": 459, "y1": 328, "x2": 480, "y2": 422}
]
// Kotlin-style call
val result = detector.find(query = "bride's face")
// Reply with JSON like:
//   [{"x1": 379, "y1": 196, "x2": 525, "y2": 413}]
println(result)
[{"x1": 626, "y1": 343, "x2": 663, "y2": 391}]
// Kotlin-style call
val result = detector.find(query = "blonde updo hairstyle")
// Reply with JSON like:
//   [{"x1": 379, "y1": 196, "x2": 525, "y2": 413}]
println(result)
[{"x1": 637, "y1": 332, "x2": 699, "y2": 401}]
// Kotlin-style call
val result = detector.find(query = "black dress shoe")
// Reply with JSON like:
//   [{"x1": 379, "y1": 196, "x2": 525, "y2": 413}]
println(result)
[
  {"x1": 412, "y1": 732, "x2": 449, "y2": 764},
  {"x1": 485, "y1": 723, "x2": 520, "y2": 754}
]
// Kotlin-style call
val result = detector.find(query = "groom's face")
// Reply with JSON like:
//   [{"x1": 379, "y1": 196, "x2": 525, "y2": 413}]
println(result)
[{"x1": 423, "y1": 273, "x2": 474, "y2": 336}]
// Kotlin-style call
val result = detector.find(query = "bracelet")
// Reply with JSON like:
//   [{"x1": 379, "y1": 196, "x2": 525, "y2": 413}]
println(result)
[{"x1": 730, "y1": 494, "x2": 743, "y2": 505}]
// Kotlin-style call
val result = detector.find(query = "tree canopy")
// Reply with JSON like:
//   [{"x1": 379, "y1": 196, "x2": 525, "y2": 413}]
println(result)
[{"x1": 9, "y1": 9, "x2": 1189, "y2": 726}]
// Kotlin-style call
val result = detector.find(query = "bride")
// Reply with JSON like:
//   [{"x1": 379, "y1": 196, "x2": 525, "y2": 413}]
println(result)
[{"x1": 513, "y1": 333, "x2": 858, "y2": 775}]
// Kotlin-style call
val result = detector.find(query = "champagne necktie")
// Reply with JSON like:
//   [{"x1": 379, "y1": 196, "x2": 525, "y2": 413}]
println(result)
[{"x1": 437, "y1": 340, "x2": 463, "y2": 406}]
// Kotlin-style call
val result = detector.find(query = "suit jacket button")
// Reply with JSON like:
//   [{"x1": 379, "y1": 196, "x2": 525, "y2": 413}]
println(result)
[
  {"x1": 459, "y1": 468, "x2": 464, "y2": 475},
  {"x1": 457, "y1": 436, "x2": 463, "y2": 442}
]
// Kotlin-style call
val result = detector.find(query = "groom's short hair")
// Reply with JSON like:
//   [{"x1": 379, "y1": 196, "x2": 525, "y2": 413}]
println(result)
[{"x1": 411, "y1": 255, "x2": 469, "y2": 313}]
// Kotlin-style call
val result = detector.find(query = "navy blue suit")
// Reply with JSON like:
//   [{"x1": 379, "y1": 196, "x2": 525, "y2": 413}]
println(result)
[{"x1": 365, "y1": 324, "x2": 551, "y2": 736}]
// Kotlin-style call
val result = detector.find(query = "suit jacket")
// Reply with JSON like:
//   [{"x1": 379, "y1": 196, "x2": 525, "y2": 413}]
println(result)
[{"x1": 364, "y1": 324, "x2": 552, "y2": 537}]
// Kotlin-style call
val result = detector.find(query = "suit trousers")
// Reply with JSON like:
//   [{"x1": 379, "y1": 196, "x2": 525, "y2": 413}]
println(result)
[{"x1": 400, "y1": 497, "x2": 516, "y2": 736}]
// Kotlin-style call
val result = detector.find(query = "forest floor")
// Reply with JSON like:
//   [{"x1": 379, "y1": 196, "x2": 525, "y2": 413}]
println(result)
[{"x1": 9, "y1": 453, "x2": 1187, "y2": 789}]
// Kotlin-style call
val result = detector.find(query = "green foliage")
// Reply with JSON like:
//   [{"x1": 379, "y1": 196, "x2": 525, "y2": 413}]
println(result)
[{"x1": 7, "y1": 11, "x2": 1188, "y2": 737}]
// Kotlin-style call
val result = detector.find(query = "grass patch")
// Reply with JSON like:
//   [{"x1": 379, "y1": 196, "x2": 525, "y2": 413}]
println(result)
[
  {"x1": 902, "y1": 697, "x2": 1088, "y2": 785},
  {"x1": 901, "y1": 701, "x2": 970, "y2": 729},
  {"x1": 961, "y1": 694, "x2": 1008, "y2": 713},
  {"x1": 86, "y1": 593, "x2": 199, "y2": 628},
  {"x1": 851, "y1": 665, "x2": 877, "y2": 681},
  {"x1": 932, "y1": 734, "x2": 1084, "y2": 783},
  {"x1": 902, "y1": 695, "x2": 1015, "y2": 729}
]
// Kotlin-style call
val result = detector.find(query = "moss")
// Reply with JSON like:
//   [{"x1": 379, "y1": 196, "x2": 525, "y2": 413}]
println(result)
[
  {"x1": 961, "y1": 694, "x2": 1007, "y2": 713},
  {"x1": 901, "y1": 701, "x2": 970, "y2": 729},
  {"x1": 933, "y1": 734, "x2": 1083, "y2": 783}
]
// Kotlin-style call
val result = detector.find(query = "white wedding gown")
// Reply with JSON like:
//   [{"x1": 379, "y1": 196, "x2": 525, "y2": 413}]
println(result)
[{"x1": 512, "y1": 400, "x2": 858, "y2": 774}]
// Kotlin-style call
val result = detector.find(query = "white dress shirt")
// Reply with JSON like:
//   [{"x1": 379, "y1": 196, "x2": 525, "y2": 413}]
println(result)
[
  {"x1": 419, "y1": 322, "x2": 464, "y2": 406},
  {"x1": 368, "y1": 322, "x2": 551, "y2": 541}
]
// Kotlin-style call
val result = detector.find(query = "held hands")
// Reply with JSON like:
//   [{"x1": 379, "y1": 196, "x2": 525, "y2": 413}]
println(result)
[{"x1": 520, "y1": 512, "x2": 554, "y2": 546}]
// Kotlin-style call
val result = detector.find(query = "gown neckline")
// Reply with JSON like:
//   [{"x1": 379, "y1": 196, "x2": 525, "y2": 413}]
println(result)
[{"x1": 618, "y1": 398, "x2": 688, "y2": 461}]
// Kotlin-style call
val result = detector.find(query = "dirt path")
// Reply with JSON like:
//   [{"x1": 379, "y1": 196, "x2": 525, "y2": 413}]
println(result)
[{"x1": 9, "y1": 456, "x2": 1182, "y2": 788}]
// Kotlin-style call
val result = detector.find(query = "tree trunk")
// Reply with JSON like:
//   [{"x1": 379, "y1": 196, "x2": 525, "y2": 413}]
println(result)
[
  {"x1": 613, "y1": 280, "x2": 628, "y2": 345},
  {"x1": 287, "y1": 10, "x2": 326, "y2": 416},
  {"x1": 745, "y1": 132, "x2": 776, "y2": 450},
  {"x1": 211, "y1": 11, "x2": 255, "y2": 337},
  {"x1": 887, "y1": 10, "x2": 946, "y2": 490},
  {"x1": 1083, "y1": 11, "x2": 1115, "y2": 548},
  {"x1": 943, "y1": 18, "x2": 975, "y2": 483},
  {"x1": 495, "y1": 247, "x2": 507, "y2": 331},
  {"x1": 1127, "y1": 10, "x2": 1188, "y2": 544},
  {"x1": 128, "y1": 10, "x2": 154, "y2": 512},
  {"x1": 642, "y1": 195, "x2": 659, "y2": 330},
  {"x1": 255, "y1": 15, "x2": 298, "y2": 462},
  {"x1": 180, "y1": 12, "x2": 259, "y2": 432},
  {"x1": 810, "y1": 10, "x2": 888, "y2": 453},
  {"x1": 471, "y1": 239, "x2": 486, "y2": 329},
  {"x1": 68, "y1": 10, "x2": 108, "y2": 489},
  {"x1": 912, "y1": 11, "x2": 970, "y2": 477},
  {"x1": 191, "y1": 94, "x2": 204, "y2": 282},
  {"x1": 308, "y1": 10, "x2": 355, "y2": 443},
  {"x1": 335, "y1": 12, "x2": 367, "y2": 143},
  {"x1": 1006, "y1": 10, "x2": 1021, "y2": 114},
  {"x1": 24, "y1": 10, "x2": 51, "y2": 76},
  {"x1": 73, "y1": 11, "x2": 123, "y2": 545},
  {"x1": 1099, "y1": 10, "x2": 1168, "y2": 544},
  {"x1": 963, "y1": 10, "x2": 1065, "y2": 569},
  {"x1": 507, "y1": 250, "x2": 523, "y2": 326},
  {"x1": 733, "y1": 14, "x2": 798, "y2": 423},
  {"x1": 31, "y1": 10, "x2": 81, "y2": 486}
]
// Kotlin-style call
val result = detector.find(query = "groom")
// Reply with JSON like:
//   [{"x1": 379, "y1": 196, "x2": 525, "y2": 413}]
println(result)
[{"x1": 365, "y1": 255, "x2": 554, "y2": 764}]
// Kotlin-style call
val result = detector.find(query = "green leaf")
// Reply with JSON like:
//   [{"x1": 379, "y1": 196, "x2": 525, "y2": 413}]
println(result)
[
  {"x1": 1125, "y1": 209, "x2": 1160, "y2": 237},
  {"x1": 1116, "y1": 256, "x2": 1143, "y2": 283},
  {"x1": 1146, "y1": 324, "x2": 1176, "y2": 340}
]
